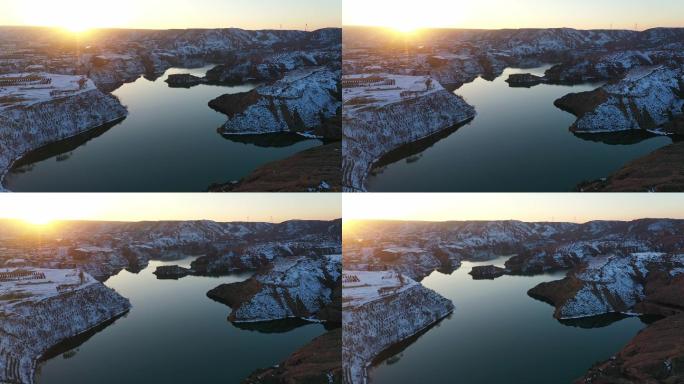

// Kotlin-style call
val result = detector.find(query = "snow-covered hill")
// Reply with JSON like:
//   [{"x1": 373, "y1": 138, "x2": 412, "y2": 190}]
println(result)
[
  {"x1": 342, "y1": 270, "x2": 453, "y2": 384},
  {"x1": 0, "y1": 268, "x2": 130, "y2": 384},
  {"x1": 0, "y1": 75, "x2": 128, "y2": 190},
  {"x1": 342, "y1": 76, "x2": 475, "y2": 191},
  {"x1": 0, "y1": 219, "x2": 342, "y2": 281},
  {"x1": 529, "y1": 252, "x2": 684, "y2": 319},
  {"x1": 557, "y1": 66, "x2": 684, "y2": 134},
  {"x1": 208, "y1": 254, "x2": 341, "y2": 322},
  {"x1": 213, "y1": 67, "x2": 340, "y2": 137},
  {"x1": 344, "y1": 219, "x2": 684, "y2": 281}
]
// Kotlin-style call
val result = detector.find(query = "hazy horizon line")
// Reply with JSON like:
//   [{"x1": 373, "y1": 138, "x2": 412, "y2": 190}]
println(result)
[
  {"x1": 342, "y1": 24, "x2": 684, "y2": 32},
  {"x1": 0, "y1": 24, "x2": 341, "y2": 32},
  {"x1": 1, "y1": 217, "x2": 342, "y2": 224},
  {"x1": 344, "y1": 217, "x2": 681, "y2": 224}
]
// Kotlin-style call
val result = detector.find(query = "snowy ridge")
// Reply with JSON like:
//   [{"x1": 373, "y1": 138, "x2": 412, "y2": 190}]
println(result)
[
  {"x1": 342, "y1": 270, "x2": 453, "y2": 384},
  {"x1": 344, "y1": 219, "x2": 684, "y2": 281},
  {"x1": 214, "y1": 254, "x2": 341, "y2": 323},
  {"x1": 0, "y1": 81, "x2": 128, "y2": 190},
  {"x1": 0, "y1": 269, "x2": 130, "y2": 384},
  {"x1": 192, "y1": 240, "x2": 341, "y2": 274},
  {"x1": 119, "y1": 27, "x2": 339, "y2": 90},
  {"x1": 0, "y1": 27, "x2": 340, "y2": 91},
  {"x1": 464, "y1": 28, "x2": 636, "y2": 55},
  {"x1": 546, "y1": 50, "x2": 655, "y2": 83},
  {"x1": 348, "y1": 246, "x2": 447, "y2": 282},
  {"x1": 568, "y1": 66, "x2": 684, "y2": 133},
  {"x1": 207, "y1": 49, "x2": 339, "y2": 84},
  {"x1": 549, "y1": 252, "x2": 684, "y2": 319},
  {"x1": 342, "y1": 84, "x2": 475, "y2": 191},
  {"x1": 0, "y1": 219, "x2": 341, "y2": 282},
  {"x1": 219, "y1": 67, "x2": 340, "y2": 135},
  {"x1": 510, "y1": 238, "x2": 655, "y2": 275}
]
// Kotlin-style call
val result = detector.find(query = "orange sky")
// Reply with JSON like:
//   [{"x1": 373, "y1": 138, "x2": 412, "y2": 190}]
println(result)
[
  {"x1": 0, "y1": 194, "x2": 340, "y2": 224},
  {"x1": 0, "y1": 0, "x2": 340, "y2": 31}
]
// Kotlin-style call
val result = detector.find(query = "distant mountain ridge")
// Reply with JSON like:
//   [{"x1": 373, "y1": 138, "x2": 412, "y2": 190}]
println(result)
[
  {"x1": 344, "y1": 218, "x2": 684, "y2": 279},
  {"x1": 343, "y1": 26, "x2": 684, "y2": 49}
]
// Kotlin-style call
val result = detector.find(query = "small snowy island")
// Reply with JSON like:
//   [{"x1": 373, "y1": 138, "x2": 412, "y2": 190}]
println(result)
[{"x1": 0, "y1": 268, "x2": 130, "y2": 384}]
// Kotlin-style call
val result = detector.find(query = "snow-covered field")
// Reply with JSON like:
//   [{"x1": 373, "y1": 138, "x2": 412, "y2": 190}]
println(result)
[
  {"x1": 0, "y1": 268, "x2": 97, "y2": 309},
  {"x1": 342, "y1": 270, "x2": 418, "y2": 308},
  {"x1": 0, "y1": 73, "x2": 97, "y2": 111},
  {"x1": 343, "y1": 74, "x2": 442, "y2": 112}
]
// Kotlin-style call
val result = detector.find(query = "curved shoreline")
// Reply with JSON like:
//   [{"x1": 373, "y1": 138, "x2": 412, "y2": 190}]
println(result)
[
  {"x1": 32, "y1": 308, "x2": 130, "y2": 384},
  {"x1": 0, "y1": 273, "x2": 132, "y2": 384},
  {"x1": 1, "y1": 116, "x2": 126, "y2": 191},
  {"x1": 0, "y1": 88, "x2": 129, "y2": 192},
  {"x1": 342, "y1": 87, "x2": 476, "y2": 192}
]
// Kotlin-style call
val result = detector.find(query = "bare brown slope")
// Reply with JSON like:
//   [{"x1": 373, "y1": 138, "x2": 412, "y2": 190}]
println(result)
[
  {"x1": 242, "y1": 328, "x2": 342, "y2": 384},
  {"x1": 209, "y1": 142, "x2": 341, "y2": 192},
  {"x1": 576, "y1": 275, "x2": 684, "y2": 383},
  {"x1": 578, "y1": 141, "x2": 684, "y2": 192}
]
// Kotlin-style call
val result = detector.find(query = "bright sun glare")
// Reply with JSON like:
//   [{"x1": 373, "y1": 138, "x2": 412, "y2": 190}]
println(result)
[
  {"x1": 22, "y1": 214, "x2": 54, "y2": 226},
  {"x1": 4, "y1": 196, "x2": 99, "y2": 227},
  {"x1": 17, "y1": 0, "x2": 132, "y2": 33}
]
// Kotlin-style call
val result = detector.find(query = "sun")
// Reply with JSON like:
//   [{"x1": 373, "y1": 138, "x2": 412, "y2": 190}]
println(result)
[
  {"x1": 342, "y1": 219, "x2": 360, "y2": 234},
  {"x1": 392, "y1": 23, "x2": 420, "y2": 34},
  {"x1": 22, "y1": 213, "x2": 55, "y2": 226},
  {"x1": 63, "y1": 20, "x2": 92, "y2": 34}
]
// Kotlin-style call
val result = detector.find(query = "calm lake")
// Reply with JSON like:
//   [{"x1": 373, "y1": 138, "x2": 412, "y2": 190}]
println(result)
[
  {"x1": 35, "y1": 257, "x2": 326, "y2": 384},
  {"x1": 369, "y1": 257, "x2": 647, "y2": 384},
  {"x1": 4, "y1": 66, "x2": 320, "y2": 192},
  {"x1": 366, "y1": 66, "x2": 672, "y2": 192}
]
